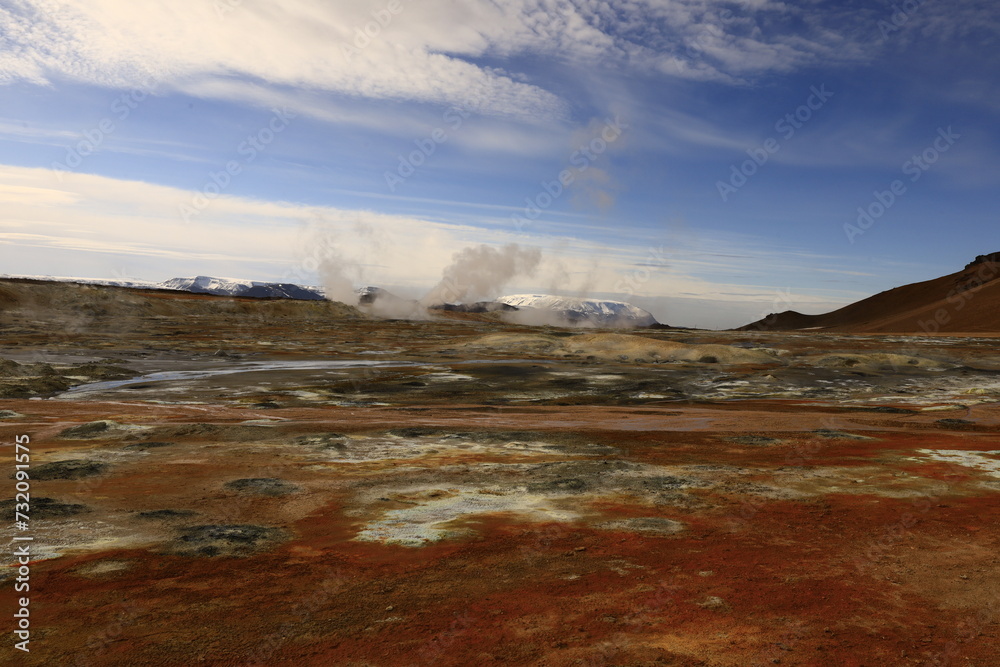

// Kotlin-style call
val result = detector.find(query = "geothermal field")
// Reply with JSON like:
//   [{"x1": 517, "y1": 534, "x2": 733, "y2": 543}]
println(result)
[{"x1": 1, "y1": 268, "x2": 999, "y2": 667}]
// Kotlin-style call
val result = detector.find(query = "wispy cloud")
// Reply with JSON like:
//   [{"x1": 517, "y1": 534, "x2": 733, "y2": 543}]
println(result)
[{"x1": 0, "y1": 0, "x2": 889, "y2": 126}]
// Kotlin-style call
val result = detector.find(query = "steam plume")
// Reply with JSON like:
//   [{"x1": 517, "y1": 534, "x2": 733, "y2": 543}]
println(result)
[{"x1": 422, "y1": 243, "x2": 541, "y2": 305}]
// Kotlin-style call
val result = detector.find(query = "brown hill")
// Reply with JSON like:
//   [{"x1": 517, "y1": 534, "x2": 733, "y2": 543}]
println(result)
[
  {"x1": 0, "y1": 278, "x2": 363, "y2": 330},
  {"x1": 739, "y1": 257, "x2": 1000, "y2": 334}
]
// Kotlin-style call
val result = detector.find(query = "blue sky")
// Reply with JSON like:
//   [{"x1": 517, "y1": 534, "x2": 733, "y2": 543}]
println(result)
[{"x1": 1, "y1": 0, "x2": 997, "y2": 328}]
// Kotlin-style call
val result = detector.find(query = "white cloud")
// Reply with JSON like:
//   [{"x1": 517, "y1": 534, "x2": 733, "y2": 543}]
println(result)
[
  {"x1": 0, "y1": 0, "x2": 882, "y2": 126},
  {"x1": 0, "y1": 0, "x2": 566, "y2": 121}
]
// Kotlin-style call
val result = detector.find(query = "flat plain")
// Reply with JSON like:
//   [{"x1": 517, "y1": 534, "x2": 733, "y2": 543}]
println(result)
[{"x1": 1, "y1": 279, "x2": 998, "y2": 666}]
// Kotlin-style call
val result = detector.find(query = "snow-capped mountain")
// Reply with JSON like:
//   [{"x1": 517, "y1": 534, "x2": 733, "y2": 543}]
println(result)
[
  {"x1": 3, "y1": 273, "x2": 372, "y2": 304},
  {"x1": 160, "y1": 276, "x2": 324, "y2": 300},
  {"x1": 497, "y1": 294, "x2": 658, "y2": 327}
]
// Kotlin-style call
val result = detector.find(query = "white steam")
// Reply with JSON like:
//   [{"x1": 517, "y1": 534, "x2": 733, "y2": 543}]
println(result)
[{"x1": 421, "y1": 243, "x2": 542, "y2": 305}]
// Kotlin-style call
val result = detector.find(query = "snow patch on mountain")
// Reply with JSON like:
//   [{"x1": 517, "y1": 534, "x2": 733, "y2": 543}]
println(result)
[
  {"x1": 160, "y1": 276, "x2": 324, "y2": 300},
  {"x1": 497, "y1": 294, "x2": 658, "y2": 328}
]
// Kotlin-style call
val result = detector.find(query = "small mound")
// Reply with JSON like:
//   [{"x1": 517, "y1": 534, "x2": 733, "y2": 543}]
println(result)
[
  {"x1": 0, "y1": 358, "x2": 54, "y2": 378},
  {"x1": 728, "y1": 435, "x2": 782, "y2": 447},
  {"x1": 169, "y1": 524, "x2": 285, "y2": 557},
  {"x1": 458, "y1": 333, "x2": 565, "y2": 355},
  {"x1": 223, "y1": 478, "x2": 300, "y2": 496},
  {"x1": 30, "y1": 459, "x2": 109, "y2": 480},
  {"x1": 146, "y1": 423, "x2": 276, "y2": 441},
  {"x1": 386, "y1": 427, "x2": 443, "y2": 438},
  {"x1": 596, "y1": 517, "x2": 685, "y2": 535},
  {"x1": 294, "y1": 433, "x2": 349, "y2": 450},
  {"x1": 459, "y1": 332, "x2": 782, "y2": 365},
  {"x1": 71, "y1": 560, "x2": 135, "y2": 578},
  {"x1": 527, "y1": 477, "x2": 589, "y2": 494},
  {"x1": 137, "y1": 509, "x2": 198, "y2": 520},
  {"x1": 806, "y1": 353, "x2": 952, "y2": 372},
  {"x1": 122, "y1": 441, "x2": 176, "y2": 450},
  {"x1": 58, "y1": 420, "x2": 139, "y2": 439},
  {"x1": 0, "y1": 358, "x2": 136, "y2": 398},
  {"x1": 0, "y1": 497, "x2": 89, "y2": 521},
  {"x1": 570, "y1": 333, "x2": 781, "y2": 365}
]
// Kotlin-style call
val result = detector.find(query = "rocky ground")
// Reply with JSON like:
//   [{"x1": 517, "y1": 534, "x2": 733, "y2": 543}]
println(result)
[{"x1": 0, "y1": 280, "x2": 998, "y2": 666}]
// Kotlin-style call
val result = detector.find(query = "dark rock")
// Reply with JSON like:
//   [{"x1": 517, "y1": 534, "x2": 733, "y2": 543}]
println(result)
[
  {"x1": 170, "y1": 524, "x2": 285, "y2": 557},
  {"x1": 72, "y1": 363, "x2": 136, "y2": 380},
  {"x1": 0, "y1": 497, "x2": 89, "y2": 521},
  {"x1": 528, "y1": 477, "x2": 588, "y2": 494},
  {"x1": 30, "y1": 459, "x2": 108, "y2": 480},
  {"x1": 387, "y1": 427, "x2": 442, "y2": 438},
  {"x1": 965, "y1": 252, "x2": 1000, "y2": 268},
  {"x1": 729, "y1": 435, "x2": 782, "y2": 446},
  {"x1": 123, "y1": 441, "x2": 175, "y2": 450},
  {"x1": 58, "y1": 421, "x2": 114, "y2": 439},
  {"x1": 637, "y1": 476, "x2": 700, "y2": 490},
  {"x1": 294, "y1": 433, "x2": 349, "y2": 451}
]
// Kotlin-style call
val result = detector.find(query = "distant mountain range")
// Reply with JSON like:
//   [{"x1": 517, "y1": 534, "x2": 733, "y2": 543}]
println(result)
[
  {"x1": 9, "y1": 259, "x2": 1000, "y2": 332},
  {"x1": 0, "y1": 273, "x2": 328, "y2": 300},
  {"x1": 159, "y1": 276, "x2": 325, "y2": 300},
  {"x1": 496, "y1": 294, "x2": 659, "y2": 327},
  {"x1": 1, "y1": 273, "x2": 663, "y2": 327},
  {"x1": 427, "y1": 294, "x2": 660, "y2": 327}
]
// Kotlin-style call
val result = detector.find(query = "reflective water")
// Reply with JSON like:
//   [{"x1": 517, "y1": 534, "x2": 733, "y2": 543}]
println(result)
[{"x1": 56, "y1": 359, "x2": 428, "y2": 397}]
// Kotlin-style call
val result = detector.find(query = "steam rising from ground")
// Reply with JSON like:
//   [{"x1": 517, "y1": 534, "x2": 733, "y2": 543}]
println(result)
[
  {"x1": 303, "y1": 216, "x2": 361, "y2": 307},
  {"x1": 319, "y1": 263, "x2": 357, "y2": 307},
  {"x1": 501, "y1": 308, "x2": 605, "y2": 328},
  {"x1": 299, "y1": 223, "x2": 638, "y2": 326},
  {"x1": 502, "y1": 307, "x2": 592, "y2": 328},
  {"x1": 421, "y1": 244, "x2": 542, "y2": 305},
  {"x1": 364, "y1": 290, "x2": 432, "y2": 320}
]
